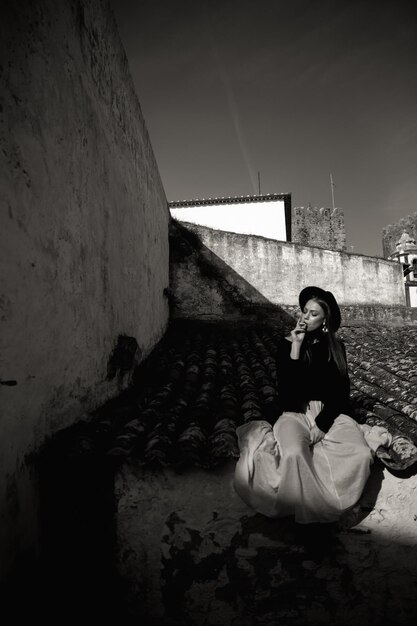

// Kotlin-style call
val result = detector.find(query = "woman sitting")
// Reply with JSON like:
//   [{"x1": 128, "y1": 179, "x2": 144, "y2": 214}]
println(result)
[{"x1": 234, "y1": 286, "x2": 374, "y2": 524}]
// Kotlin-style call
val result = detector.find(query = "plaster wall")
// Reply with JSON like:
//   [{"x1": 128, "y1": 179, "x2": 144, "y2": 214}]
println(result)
[
  {"x1": 169, "y1": 221, "x2": 273, "y2": 321},
  {"x1": 170, "y1": 199, "x2": 287, "y2": 241},
  {"x1": 0, "y1": 0, "x2": 169, "y2": 577},
  {"x1": 172, "y1": 261, "x2": 235, "y2": 319},
  {"x1": 182, "y1": 225, "x2": 405, "y2": 307},
  {"x1": 410, "y1": 287, "x2": 417, "y2": 308}
]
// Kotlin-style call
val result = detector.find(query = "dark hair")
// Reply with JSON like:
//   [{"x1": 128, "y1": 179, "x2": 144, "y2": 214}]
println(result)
[{"x1": 301, "y1": 295, "x2": 348, "y2": 377}]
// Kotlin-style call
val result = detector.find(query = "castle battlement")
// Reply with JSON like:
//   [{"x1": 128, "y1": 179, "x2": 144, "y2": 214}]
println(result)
[
  {"x1": 382, "y1": 212, "x2": 417, "y2": 258},
  {"x1": 292, "y1": 206, "x2": 346, "y2": 252}
]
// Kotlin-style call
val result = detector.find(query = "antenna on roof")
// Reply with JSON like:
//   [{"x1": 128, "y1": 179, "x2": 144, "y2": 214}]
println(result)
[
  {"x1": 330, "y1": 173, "x2": 335, "y2": 210},
  {"x1": 258, "y1": 171, "x2": 261, "y2": 195}
]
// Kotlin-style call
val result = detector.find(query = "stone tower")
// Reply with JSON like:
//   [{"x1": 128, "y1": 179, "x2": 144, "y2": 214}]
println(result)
[
  {"x1": 292, "y1": 206, "x2": 346, "y2": 251},
  {"x1": 382, "y1": 212, "x2": 417, "y2": 258}
]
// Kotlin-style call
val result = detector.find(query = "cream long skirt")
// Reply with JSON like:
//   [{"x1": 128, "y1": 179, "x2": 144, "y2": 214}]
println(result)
[{"x1": 234, "y1": 401, "x2": 374, "y2": 523}]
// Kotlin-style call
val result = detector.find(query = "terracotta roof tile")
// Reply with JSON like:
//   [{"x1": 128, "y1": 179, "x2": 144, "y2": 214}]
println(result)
[{"x1": 53, "y1": 321, "x2": 417, "y2": 471}]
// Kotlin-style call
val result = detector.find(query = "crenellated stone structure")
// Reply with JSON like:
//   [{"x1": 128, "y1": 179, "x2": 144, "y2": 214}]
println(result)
[
  {"x1": 292, "y1": 206, "x2": 346, "y2": 251},
  {"x1": 382, "y1": 212, "x2": 417, "y2": 258}
]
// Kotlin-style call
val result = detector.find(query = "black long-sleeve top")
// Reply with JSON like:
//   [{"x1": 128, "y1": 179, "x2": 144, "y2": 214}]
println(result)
[{"x1": 275, "y1": 335, "x2": 350, "y2": 433}]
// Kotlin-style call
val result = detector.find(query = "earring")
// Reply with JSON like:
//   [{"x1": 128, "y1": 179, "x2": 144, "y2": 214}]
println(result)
[{"x1": 322, "y1": 322, "x2": 328, "y2": 333}]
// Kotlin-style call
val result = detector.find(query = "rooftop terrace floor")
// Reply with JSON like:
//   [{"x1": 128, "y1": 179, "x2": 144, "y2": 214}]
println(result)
[
  {"x1": 115, "y1": 457, "x2": 417, "y2": 626},
  {"x1": 25, "y1": 319, "x2": 417, "y2": 624}
]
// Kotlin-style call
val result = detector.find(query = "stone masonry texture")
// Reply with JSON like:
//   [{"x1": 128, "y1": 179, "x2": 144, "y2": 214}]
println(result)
[
  {"x1": 292, "y1": 206, "x2": 346, "y2": 251},
  {"x1": 382, "y1": 211, "x2": 417, "y2": 257}
]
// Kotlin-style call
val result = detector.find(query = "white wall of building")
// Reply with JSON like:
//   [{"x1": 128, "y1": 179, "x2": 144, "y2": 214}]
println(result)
[
  {"x1": 409, "y1": 287, "x2": 417, "y2": 307},
  {"x1": 170, "y1": 200, "x2": 287, "y2": 241}
]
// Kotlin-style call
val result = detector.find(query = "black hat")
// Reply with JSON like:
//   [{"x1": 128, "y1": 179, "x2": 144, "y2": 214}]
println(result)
[{"x1": 299, "y1": 286, "x2": 341, "y2": 331}]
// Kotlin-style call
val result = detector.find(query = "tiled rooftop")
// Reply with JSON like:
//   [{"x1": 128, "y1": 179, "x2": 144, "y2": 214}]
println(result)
[
  {"x1": 38, "y1": 318, "x2": 417, "y2": 625},
  {"x1": 168, "y1": 193, "x2": 291, "y2": 208},
  {"x1": 56, "y1": 320, "x2": 417, "y2": 472}
]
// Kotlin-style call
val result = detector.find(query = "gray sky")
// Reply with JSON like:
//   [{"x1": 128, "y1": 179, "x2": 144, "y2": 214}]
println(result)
[{"x1": 110, "y1": 0, "x2": 417, "y2": 257}]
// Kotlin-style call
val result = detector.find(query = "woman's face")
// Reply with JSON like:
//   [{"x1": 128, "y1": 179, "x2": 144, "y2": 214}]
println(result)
[{"x1": 301, "y1": 298, "x2": 326, "y2": 332}]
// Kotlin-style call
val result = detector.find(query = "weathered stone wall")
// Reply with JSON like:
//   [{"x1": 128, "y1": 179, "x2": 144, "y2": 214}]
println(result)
[
  {"x1": 169, "y1": 221, "x2": 280, "y2": 322},
  {"x1": 0, "y1": 0, "x2": 169, "y2": 578},
  {"x1": 170, "y1": 223, "x2": 416, "y2": 326},
  {"x1": 382, "y1": 212, "x2": 417, "y2": 257},
  {"x1": 292, "y1": 206, "x2": 346, "y2": 251},
  {"x1": 171, "y1": 225, "x2": 405, "y2": 316}
]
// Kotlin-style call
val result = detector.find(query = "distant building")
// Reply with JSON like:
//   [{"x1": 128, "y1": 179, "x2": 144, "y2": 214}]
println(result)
[
  {"x1": 382, "y1": 212, "x2": 417, "y2": 258},
  {"x1": 292, "y1": 206, "x2": 346, "y2": 252},
  {"x1": 169, "y1": 193, "x2": 292, "y2": 242},
  {"x1": 169, "y1": 194, "x2": 347, "y2": 253},
  {"x1": 387, "y1": 232, "x2": 417, "y2": 307}
]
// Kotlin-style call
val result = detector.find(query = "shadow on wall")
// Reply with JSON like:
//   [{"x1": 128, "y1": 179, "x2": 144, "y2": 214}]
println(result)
[
  {"x1": 106, "y1": 335, "x2": 143, "y2": 385},
  {"x1": 170, "y1": 219, "x2": 416, "y2": 327},
  {"x1": 169, "y1": 219, "x2": 295, "y2": 327},
  {"x1": 1, "y1": 446, "x2": 121, "y2": 621},
  {"x1": 0, "y1": 432, "x2": 390, "y2": 624}
]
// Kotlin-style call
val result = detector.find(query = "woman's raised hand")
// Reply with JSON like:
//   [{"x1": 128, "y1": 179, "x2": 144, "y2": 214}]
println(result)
[{"x1": 290, "y1": 318, "x2": 307, "y2": 344}]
